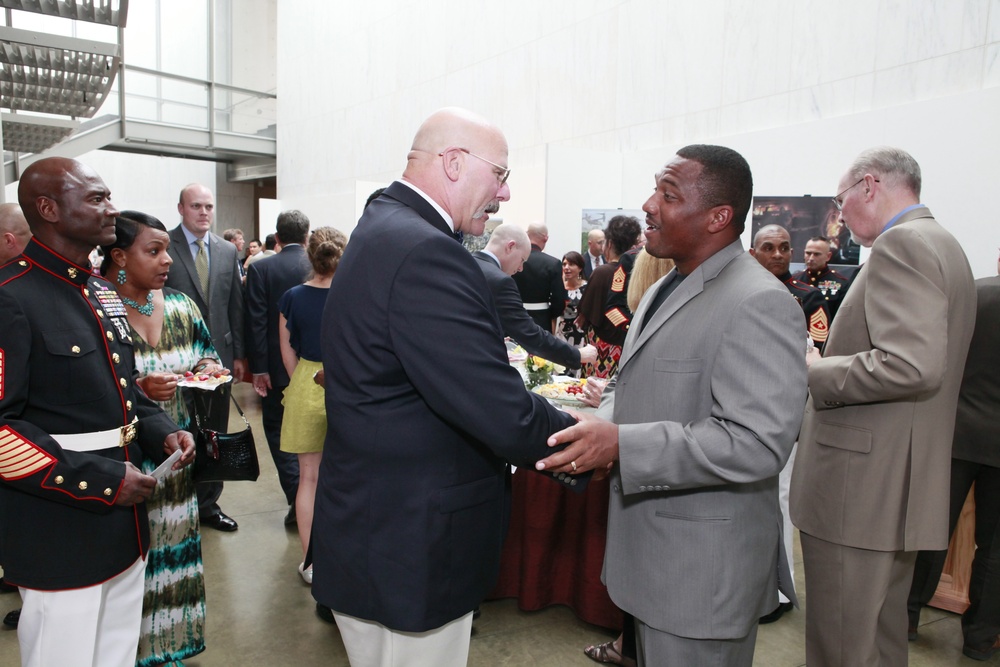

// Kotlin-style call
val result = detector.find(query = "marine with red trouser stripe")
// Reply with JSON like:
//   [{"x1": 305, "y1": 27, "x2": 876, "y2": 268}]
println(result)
[{"x1": 0, "y1": 157, "x2": 193, "y2": 667}]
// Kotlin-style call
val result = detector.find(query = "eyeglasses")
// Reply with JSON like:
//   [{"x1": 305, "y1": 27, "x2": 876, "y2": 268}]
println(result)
[
  {"x1": 440, "y1": 148, "x2": 511, "y2": 186},
  {"x1": 832, "y1": 177, "x2": 879, "y2": 211}
]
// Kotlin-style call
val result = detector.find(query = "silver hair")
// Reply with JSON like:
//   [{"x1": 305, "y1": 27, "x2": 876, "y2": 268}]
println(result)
[{"x1": 847, "y1": 146, "x2": 921, "y2": 198}]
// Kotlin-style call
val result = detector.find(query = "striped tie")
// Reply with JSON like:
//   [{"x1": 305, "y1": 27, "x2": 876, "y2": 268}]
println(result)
[{"x1": 195, "y1": 239, "x2": 210, "y2": 298}]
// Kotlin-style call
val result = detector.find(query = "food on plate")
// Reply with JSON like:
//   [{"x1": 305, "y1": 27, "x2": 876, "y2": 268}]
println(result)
[
  {"x1": 177, "y1": 372, "x2": 233, "y2": 389},
  {"x1": 531, "y1": 378, "x2": 587, "y2": 403}
]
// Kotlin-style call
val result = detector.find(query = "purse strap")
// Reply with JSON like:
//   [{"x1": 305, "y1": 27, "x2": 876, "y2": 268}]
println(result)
[
  {"x1": 229, "y1": 391, "x2": 251, "y2": 429},
  {"x1": 191, "y1": 386, "x2": 250, "y2": 431}
]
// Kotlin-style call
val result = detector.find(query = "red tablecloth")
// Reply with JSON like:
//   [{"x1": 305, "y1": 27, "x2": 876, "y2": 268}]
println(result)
[{"x1": 488, "y1": 468, "x2": 623, "y2": 631}]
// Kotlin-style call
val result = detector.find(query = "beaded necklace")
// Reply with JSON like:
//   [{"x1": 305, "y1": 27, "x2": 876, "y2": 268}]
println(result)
[{"x1": 121, "y1": 292, "x2": 154, "y2": 316}]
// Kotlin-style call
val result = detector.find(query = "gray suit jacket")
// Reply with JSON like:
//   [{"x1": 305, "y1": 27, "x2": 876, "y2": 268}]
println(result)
[
  {"x1": 600, "y1": 240, "x2": 807, "y2": 640},
  {"x1": 791, "y1": 208, "x2": 976, "y2": 552},
  {"x1": 165, "y1": 225, "x2": 245, "y2": 369}
]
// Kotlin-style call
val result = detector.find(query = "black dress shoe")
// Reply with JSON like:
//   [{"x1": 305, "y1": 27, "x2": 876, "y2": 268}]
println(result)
[
  {"x1": 315, "y1": 603, "x2": 334, "y2": 624},
  {"x1": 0, "y1": 578, "x2": 17, "y2": 594},
  {"x1": 963, "y1": 635, "x2": 1000, "y2": 661},
  {"x1": 200, "y1": 511, "x2": 238, "y2": 532},
  {"x1": 284, "y1": 505, "x2": 297, "y2": 526},
  {"x1": 3, "y1": 608, "x2": 19, "y2": 628},
  {"x1": 759, "y1": 602, "x2": 793, "y2": 624}
]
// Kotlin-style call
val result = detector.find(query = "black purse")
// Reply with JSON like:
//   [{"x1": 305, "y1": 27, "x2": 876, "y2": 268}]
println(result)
[{"x1": 189, "y1": 388, "x2": 260, "y2": 482}]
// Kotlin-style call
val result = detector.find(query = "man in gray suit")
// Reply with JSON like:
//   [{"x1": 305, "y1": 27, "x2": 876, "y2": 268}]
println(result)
[
  {"x1": 791, "y1": 147, "x2": 976, "y2": 666},
  {"x1": 165, "y1": 183, "x2": 247, "y2": 532},
  {"x1": 907, "y1": 268, "x2": 1000, "y2": 660},
  {"x1": 540, "y1": 145, "x2": 806, "y2": 666}
]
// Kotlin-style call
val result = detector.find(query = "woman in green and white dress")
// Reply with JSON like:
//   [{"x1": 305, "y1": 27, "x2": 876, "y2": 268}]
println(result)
[{"x1": 102, "y1": 210, "x2": 225, "y2": 667}]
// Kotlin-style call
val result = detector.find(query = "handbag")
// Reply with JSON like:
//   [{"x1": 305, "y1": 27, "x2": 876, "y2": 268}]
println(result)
[{"x1": 189, "y1": 389, "x2": 260, "y2": 482}]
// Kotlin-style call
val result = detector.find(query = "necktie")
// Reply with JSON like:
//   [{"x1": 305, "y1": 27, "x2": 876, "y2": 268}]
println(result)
[{"x1": 195, "y1": 239, "x2": 210, "y2": 298}]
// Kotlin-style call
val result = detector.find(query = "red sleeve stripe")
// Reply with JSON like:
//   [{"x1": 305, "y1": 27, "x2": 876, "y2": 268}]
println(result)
[{"x1": 0, "y1": 427, "x2": 56, "y2": 481}]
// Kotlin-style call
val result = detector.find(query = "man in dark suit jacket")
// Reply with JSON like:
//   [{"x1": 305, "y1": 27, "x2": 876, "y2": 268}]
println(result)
[
  {"x1": 473, "y1": 223, "x2": 596, "y2": 370},
  {"x1": 165, "y1": 183, "x2": 246, "y2": 532},
  {"x1": 313, "y1": 108, "x2": 583, "y2": 666},
  {"x1": 245, "y1": 210, "x2": 311, "y2": 522},
  {"x1": 908, "y1": 270, "x2": 1000, "y2": 660},
  {"x1": 583, "y1": 228, "x2": 605, "y2": 279},
  {"x1": 512, "y1": 222, "x2": 567, "y2": 332}
]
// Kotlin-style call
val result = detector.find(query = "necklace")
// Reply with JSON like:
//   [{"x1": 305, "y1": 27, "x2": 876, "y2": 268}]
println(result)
[{"x1": 121, "y1": 291, "x2": 154, "y2": 316}]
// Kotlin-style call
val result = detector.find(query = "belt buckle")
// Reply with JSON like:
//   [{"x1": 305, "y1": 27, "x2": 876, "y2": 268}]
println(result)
[{"x1": 119, "y1": 417, "x2": 138, "y2": 447}]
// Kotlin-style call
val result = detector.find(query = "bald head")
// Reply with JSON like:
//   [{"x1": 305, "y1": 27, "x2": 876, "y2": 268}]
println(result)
[
  {"x1": 402, "y1": 107, "x2": 511, "y2": 236},
  {"x1": 485, "y1": 223, "x2": 531, "y2": 276},
  {"x1": 587, "y1": 228, "x2": 605, "y2": 257},
  {"x1": 16, "y1": 156, "x2": 117, "y2": 264},
  {"x1": 0, "y1": 203, "x2": 30, "y2": 263},
  {"x1": 526, "y1": 222, "x2": 548, "y2": 248},
  {"x1": 750, "y1": 224, "x2": 792, "y2": 278}
]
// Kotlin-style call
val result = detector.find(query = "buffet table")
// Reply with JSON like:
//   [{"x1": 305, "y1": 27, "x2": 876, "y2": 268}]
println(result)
[{"x1": 487, "y1": 371, "x2": 623, "y2": 631}]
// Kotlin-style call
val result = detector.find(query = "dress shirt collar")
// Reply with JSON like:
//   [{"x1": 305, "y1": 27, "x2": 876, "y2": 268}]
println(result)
[
  {"x1": 881, "y1": 204, "x2": 927, "y2": 234},
  {"x1": 480, "y1": 249, "x2": 501, "y2": 267},
  {"x1": 396, "y1": 179, "x2": 455, "y2": 233}
]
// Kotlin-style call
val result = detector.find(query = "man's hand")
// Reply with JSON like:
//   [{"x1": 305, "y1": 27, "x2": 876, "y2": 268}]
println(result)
[
  {"x1": 536, "y1": 411, "x2": 619, "y2": 476},
  {"x1": 163, "y1": 430, "x2": 196, "y2": 469},
  {"x1": 580, "y1": 376, "x2": 607, "y2": 408},
  {"x1": 805, "y1": 345, "x2": 822, "y2": 369},
  {"x1": 578, "y1": 344, "x2": 598, "y2": 366},
  {"x1": 137, "y1": 372, "x2": 180, "y2": 402},
  {"x1": 252, "y1": 372, "x2": 272, "y2": 397},
  {"x1": 115, "y1": 462, "x2": 157, "y2": 506},
  {"x1": 313, "y1": 369, "x2": 325, "y2": 387},
  {"x1": 232, "y1": 358, "x2": 249, "y2": 384}
]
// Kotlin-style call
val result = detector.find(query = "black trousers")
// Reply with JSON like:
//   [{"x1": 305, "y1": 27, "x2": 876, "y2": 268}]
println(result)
[{"x1": 908, "y1": 457, "x2": 1000, "y2": 651}]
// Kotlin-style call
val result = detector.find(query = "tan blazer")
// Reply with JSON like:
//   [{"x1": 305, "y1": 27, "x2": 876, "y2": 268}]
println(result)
[
  {"x1": 791, "y1": 208, "x2": 976, "y2": 552},
  {"x1": 600, "y1": 241, "x2": 807, "y2": 640}
]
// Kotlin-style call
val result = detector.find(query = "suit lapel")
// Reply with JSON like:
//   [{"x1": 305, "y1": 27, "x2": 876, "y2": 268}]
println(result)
[
  {"x1": 170, "y1": 226, "x2": 208, "y2": 303},
  {"x1": 382, "y1": 181, "x2": 454, "y2": 239},
  {"x1": 208, "y1": 233, "x2": 226, "y2": 290},
  {"x1": 619, "y1": 241, "x2": 744, "y2": 370}
]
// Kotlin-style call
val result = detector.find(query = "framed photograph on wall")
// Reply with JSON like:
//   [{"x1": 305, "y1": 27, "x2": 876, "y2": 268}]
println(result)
[
  {"x1": 581, "y1": 208, "x2": 645, "y2": 254},
  {"x1": 751, "y1": 196, "x2": 861, "y2": 271}
]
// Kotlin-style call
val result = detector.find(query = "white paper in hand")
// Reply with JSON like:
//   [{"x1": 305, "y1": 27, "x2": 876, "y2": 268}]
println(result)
[{"x1": 151, "y1": 448, "x2": 183, "y2": 480}]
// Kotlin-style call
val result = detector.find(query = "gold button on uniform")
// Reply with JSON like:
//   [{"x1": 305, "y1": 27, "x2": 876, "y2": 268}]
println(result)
[
  {"x1": 84, "y1": 288, "x2": 90, "y2": 296},
  {"x1": 104, "y1": 488, "x2": 113, "y2": 496},
  {"x1": 19, "y1": 260, "x2": 27, "y2": 267},
  {"x1": 71, "y1": 346, "x2": 81, "y2": 354},
  {"x1": 113, "y1": 353, "x2": 121, "y2": 363},
  {"x1": 97, "y1": 311, "x2": 104, "y2": 318},
  {"x1": 67, "y1": 268, "x2": 78, "y2": 279},
  {"x1": 54, "y1": 476, "x2": 64, "y2": 484},
  {"x1": 106, "y1": 331, "x2": 114, "y2": 341},
  {"x1": 78, "y1": 481, "x2": 88, "y2": 490},
  {"x1": 126, "y1": 400, "x2": 133, "y2": 410},
  {"x1": 119, "y1": 378, "x2": 127, "y2": 388}
]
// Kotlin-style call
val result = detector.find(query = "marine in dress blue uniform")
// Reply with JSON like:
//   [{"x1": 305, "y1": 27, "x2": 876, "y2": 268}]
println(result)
[{"x1": 0, "y1": 157, "x2": 191, "y2": 667}]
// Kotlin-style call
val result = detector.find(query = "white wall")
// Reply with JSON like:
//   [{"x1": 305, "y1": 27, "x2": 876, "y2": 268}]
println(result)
[
  {"x1": 278, "y1": 0, "x2": 999, "y2": 273},
  {"x1": 4, "y1": 152, "x2": 217, "y2": 229}
]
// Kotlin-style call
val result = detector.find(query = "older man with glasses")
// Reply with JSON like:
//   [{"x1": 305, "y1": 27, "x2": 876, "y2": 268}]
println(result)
[{"x1": 791, "y1": 147, "x2": 977, "y2": 666}]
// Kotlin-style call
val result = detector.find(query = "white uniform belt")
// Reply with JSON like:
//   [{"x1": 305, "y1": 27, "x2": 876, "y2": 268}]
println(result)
[
  {"x1": 52, "y1": 421, "x2": 137, "y2": 452},
  {"x1": 522, "y1": 302, "x2": 550, "y2": 310}
]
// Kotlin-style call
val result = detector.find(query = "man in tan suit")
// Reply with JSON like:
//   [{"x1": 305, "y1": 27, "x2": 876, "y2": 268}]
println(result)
[{"x1": 790, "y1": 147, "x2": 976, "y2": 666}]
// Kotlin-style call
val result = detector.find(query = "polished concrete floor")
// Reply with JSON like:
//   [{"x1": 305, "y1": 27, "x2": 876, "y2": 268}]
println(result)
[{"x1": 1, "y1": 381, "x2": 996, "y2": 666}]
